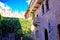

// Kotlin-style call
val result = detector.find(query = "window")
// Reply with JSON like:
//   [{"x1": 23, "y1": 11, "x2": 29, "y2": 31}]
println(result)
[
  {"x1": 42, "y1": 4, "x2": 44, "y2": 15},
  {"x1": 46, "y1": 0, "x2": 49, "y2": 12},
  {"x1": 37, "y1": 14, "x2": 38, "y2": 17},
  {"x1": 57, "y1": 24, "x2": 60, "y2": 38},
  {"x1": 44, "y1": 29, "x2": 48, "y2": 40}
]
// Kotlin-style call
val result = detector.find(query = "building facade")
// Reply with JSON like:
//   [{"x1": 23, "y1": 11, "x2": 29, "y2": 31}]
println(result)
[
  {"x1": 0, "y1": 8, "x2": 25, "y2": 18},
  {"x1": 25, "y1": 0, "x2": 60, "y2": 40},
  {"x1": 2, "y1": 33, "x2": 15, "y2": 40}
]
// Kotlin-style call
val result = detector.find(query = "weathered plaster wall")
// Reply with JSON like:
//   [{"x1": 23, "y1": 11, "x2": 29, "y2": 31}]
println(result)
[{"x1": 32, "y1": 0, "x2": 60, "y2": 40}]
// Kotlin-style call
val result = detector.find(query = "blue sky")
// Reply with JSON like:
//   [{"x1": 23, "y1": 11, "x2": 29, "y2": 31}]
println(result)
[{"x1": 0, "y1": 0, "x2": 30, "y2": 13}]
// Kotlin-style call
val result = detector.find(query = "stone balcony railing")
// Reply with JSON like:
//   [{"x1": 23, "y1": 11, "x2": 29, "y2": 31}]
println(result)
[{"x1": 25, "y1": 0, "x2": 44, "y2": 19}]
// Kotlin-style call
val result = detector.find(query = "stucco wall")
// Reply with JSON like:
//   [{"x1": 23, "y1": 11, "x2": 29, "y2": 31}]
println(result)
[{"x1": 33, "y1": 0, "x2": 60, "y2": 40}]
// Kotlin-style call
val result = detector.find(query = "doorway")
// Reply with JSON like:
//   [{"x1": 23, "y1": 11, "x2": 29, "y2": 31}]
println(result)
[
  {"x1": 57, "y1": 24, "x2": 60, "y2": 38},
  {"x1": 44, "y1": 29, "x2": 48, "y2": 40}
]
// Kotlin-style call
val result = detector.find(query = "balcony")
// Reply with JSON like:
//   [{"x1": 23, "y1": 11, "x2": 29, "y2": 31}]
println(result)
[{"x1": 30, "y1": 0, "x2": 42, "y2": 13}]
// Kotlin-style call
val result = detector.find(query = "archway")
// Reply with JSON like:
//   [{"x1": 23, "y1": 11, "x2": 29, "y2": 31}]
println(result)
[
  {"x1": 44, "y1": 29, "x2": 48, "y2": 40},
  {"x1": 57, "y1": 24, "x2": 60, "y2": 38}
]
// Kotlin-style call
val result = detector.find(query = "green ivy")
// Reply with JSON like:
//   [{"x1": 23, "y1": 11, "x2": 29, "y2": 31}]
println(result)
[{"x1": 0, "y1": 16, "x2": 32, "y2": 40}]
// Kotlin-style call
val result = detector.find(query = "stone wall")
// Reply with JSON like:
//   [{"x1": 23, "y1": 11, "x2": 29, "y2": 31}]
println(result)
[{"x1": 2, "y1": 33, "x2": 15, "y2": 40}]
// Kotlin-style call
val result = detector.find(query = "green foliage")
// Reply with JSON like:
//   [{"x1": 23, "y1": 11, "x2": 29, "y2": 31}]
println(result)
[
  {"x1": 1, "y1": 17, "x2": 22, "y2": 33},
  {"x1": 30, "y1": 12, "x2": 35, "y2": 19},
  {"x1": 19, "y1": 18, "x2": 32, "y2": 34},
  {"x1": 0, "y1": 14, "x2": 3, "y2": 21},
  {"x1": 0, "y1": 15, "x2": 1, "y2": 22},
  {"x1": 1, "y1": 17, "x2": 22, "y2": 40},
  {"x1": 24, "y1": 33, "x2": 31, "y2": 38},
  {"x1": 0, "y1": 16, "x2": 32, "y2": 40},
  {"x1": 19, "y1": 18, "x2": 32, "y2": 40},
  {"x1": 0, "y1": 15, "x2": 3, "y2": 35},
  {"x1": 23, "y1": 33, "x2": 32, "y2": 40}
]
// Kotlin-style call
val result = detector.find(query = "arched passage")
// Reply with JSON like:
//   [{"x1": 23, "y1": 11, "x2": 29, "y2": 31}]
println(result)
[
  {"x1": 57, "y1": 24, "x2": 60, "y2": 38},
  {"x1": 44, "y1": 29, "x2": 48, "y2": 40}
]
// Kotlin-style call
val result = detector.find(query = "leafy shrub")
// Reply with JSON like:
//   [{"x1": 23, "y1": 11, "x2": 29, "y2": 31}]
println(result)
[{"x1": 0, "y1": 17, "x2": 32, "y2": 40}]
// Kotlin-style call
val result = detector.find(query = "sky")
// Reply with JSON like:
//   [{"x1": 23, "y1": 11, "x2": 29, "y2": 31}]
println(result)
[{"x1": 0, "y1": 0, "x2": 31, "y2": 13}]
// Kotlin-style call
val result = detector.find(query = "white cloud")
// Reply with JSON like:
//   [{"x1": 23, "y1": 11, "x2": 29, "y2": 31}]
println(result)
[
  {"x1": 0, "y1": 2, "x2": 5, "y2": 8},
  {"x1": 0, "y1": 2, "x2": 11, "y2": 9},
  {"x1": 5, "y1": 5, "x2": 11, "y2": 9},
  {"x1": 26, "y1": 0, "x2": 31, "y2": 5}
]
